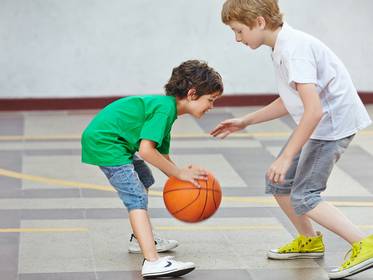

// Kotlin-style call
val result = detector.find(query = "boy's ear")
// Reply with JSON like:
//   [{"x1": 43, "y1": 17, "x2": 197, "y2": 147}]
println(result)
[
  {"x1": 256, "y1": 16, "x2": 266, "y2": 29},
  {"x1": 187, "y1": 88, "x2": 198, "y2": 100}
]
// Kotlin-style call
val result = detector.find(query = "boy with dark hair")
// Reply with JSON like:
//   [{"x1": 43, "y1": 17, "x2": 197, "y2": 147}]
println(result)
[{"x1": 82, "y1": 60, "x2": 223, "y2": 278}]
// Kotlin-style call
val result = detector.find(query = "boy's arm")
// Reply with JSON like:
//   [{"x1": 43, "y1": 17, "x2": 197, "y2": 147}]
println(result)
[
  {"x1": 243, "y1": 97, "x2": 289, "y2": 125},
  {"x1": 162, "y1": 154, "x2": 174, "y2": 164},
  {"x1": 267, "y1": 83, "x2": 323, "y2": 183},
  {"x1": 160, "y1": 154, "x2": 176, "y2": 175},
  {"x1": 211, "y1": 97, "x2": 288, "y2": 138},
  {"x1": 139, "y1": 139, "x2": 207, "y2": 186}
]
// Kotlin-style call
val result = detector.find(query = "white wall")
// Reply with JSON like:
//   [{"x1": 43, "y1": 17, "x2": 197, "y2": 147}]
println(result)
[{"x1": 0, "y1": 0, "x2": 372, "y2": 98}]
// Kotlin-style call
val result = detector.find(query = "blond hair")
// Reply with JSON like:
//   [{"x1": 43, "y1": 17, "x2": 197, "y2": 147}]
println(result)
[{"x1": 221, "y1": 0, "x2": 283, "y2": 30}]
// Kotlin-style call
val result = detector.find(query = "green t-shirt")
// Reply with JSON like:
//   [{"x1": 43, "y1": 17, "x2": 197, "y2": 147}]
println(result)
[{"x1": 81, "y1": 95, "x2": 177, "y2": 166}]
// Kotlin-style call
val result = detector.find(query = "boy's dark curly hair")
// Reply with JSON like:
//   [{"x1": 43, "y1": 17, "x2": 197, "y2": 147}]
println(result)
[{"x1": 164, "y1": 60, "x2": 223, "y2": 98}]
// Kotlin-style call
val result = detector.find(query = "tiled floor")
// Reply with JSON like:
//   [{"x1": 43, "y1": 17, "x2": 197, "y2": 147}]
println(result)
[{"x1": 1, "y1": 106, "x2": 373, "y2": 280}]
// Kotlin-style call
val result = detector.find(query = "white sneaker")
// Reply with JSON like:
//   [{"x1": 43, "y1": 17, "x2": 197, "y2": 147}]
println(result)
[
  {"x1": 128, "y1": 233, "x2": 179, "y2": 254},
  {"x1": 141, "y1": 256, "x2": 195, "y2": 278}
]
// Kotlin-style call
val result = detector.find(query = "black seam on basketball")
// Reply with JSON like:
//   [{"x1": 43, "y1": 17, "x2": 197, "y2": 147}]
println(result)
[
  {"x1": 212, "y1": 177, "x2": 218, "y2": 209},
  {"x1": 163, "y1": 187, "x2": 199, "y2": 194},
  {"x1": 169, "y1": 185, "x2": 202, "y2": 216},
  {"x1": 197, "y1": 179, "x2": 209, "y2": 221}
]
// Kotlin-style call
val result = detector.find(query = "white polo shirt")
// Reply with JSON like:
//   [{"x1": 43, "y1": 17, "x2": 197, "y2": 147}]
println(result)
[{"x1": 272, "y1": 23, "x2": 371, "y2": 140}]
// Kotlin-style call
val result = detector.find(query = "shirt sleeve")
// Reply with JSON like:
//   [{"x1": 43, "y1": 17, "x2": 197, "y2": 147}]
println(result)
[
  {"x1": 157, "y1": 132, "x2": 170, "y2": 154},
  {"x1": 285, "y1": 44, "x2": 317, "y2": 90},
  {"x1": 139, "y1": 113, "x2": 171, "y2": 150},
  {"x1": 287, "y1": 58, "x2": 317, "y2": 89}
]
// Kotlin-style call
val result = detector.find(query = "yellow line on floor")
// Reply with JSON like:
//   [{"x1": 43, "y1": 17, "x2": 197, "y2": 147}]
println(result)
[
  {"x1": 0, "y1": 227, "x2": 88, "y2": 233},
  {"x1": 222, "y1": 196, "x2": 275, "y2": 204},
  {"x1": 1, "y1": 168, "x2": 373, "y2": 207},
  {"x1": 0, "y1": 168, "x2": 115, "y2": 192},
  {"x1": 359, "y1": 225, "x2": 373, "y2": 229},
  {"x1": 329, "y1": 201, "x2": 373, "y2": 207},
  {"x1": 0, "y1": 130, "x2": 373, "y2": 141}
]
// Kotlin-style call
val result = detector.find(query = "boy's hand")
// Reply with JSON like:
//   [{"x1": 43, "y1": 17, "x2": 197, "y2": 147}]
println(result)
[
  {"x1": 210, "y1": 118, "x2": 246, "y2": 138},
  {"x1": 177, "y1": 165, "x2": 208, "y2": 188},
  {"x1": 266, "y1": 155, "x2": 292, "y2": 185}
]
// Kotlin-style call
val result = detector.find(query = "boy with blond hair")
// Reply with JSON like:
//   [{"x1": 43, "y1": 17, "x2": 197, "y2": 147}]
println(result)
[
  {"x1": 82, "y1": 60, "x2": 223, "y2": 278},
  {"x1": 211, "y1": 0, "x2": 373, "y2": 278}
]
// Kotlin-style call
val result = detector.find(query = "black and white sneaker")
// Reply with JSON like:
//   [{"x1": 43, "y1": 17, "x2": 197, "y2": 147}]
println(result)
[
  {"x1": 141, "y1": 256, "x2": 195, "y2": 278},
  {"x1": 128, "y1": 233, "x2": 179, "y2": 254}
]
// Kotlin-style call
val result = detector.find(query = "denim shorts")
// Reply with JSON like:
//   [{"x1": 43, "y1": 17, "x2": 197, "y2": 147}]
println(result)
[
  {"x1": 265, "y1": 134, "x2": 355, "y2": 215},
  {"x1": 99, "y1": 154, "x2": 155, "y2": 212}
]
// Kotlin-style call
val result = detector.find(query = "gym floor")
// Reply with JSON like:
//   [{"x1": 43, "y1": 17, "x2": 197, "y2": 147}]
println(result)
[{"x1": 1, "y1": 105, "x2": 373, "y2": 280}]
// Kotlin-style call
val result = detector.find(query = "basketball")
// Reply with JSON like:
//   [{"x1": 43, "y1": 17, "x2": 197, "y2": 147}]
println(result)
[{"x1": 163, "y1": 172, "x2": 222, "y2": 223}]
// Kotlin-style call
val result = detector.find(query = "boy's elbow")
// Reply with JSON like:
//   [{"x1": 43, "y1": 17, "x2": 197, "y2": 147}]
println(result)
[
  {"x1": 138, "y1": 149, "x2": 150, "y2": 160},
  {"x1": 315, "y1": 107, "x2": 323, "y2": 120},
  {"x1": 138, "y1": 145, "x2": 156, "y2": 161},
  {"x1": 304, "y1": 107, "x2": 323, "y2": 123}
]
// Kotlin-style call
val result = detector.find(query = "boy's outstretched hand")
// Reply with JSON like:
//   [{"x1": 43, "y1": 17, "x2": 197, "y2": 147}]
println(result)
[
  {"x1": 210, "y1": 117, "x2": 246, "y2": 138},
  {"x1": 177, "y1": 165, "x2": 208, "y2": 188}
]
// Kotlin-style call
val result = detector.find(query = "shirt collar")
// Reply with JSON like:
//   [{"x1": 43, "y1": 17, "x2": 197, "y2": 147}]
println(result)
[{"x1": 272, "y1": 22, "x2": 292, "y2": 61}]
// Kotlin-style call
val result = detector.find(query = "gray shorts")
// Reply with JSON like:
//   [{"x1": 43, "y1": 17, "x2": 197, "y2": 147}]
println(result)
[{"x1": 265, "y1": 134, "x2": 355, "y2": 215}]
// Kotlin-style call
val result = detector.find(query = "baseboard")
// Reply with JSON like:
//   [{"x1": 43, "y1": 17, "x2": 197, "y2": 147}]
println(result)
[{"x1": 0, "y1": 93, "x2": 372, "y2": 111}]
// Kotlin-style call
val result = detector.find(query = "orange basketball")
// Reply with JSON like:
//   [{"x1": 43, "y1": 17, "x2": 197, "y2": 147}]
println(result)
[{"x1": 163, "y1": 172, "x2": 222, "y2": 223}]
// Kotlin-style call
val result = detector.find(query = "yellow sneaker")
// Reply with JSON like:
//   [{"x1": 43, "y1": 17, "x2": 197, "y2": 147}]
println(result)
[
  {"x1": 267, "y1": 231, "x2": 325, "y2": 260},
  {"x1": 328, "y1": 235, "x2": 373, "y2": 279}
]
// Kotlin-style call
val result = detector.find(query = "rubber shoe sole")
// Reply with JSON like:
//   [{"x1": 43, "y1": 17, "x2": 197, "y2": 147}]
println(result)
[
  {"x1": 328, "y1": 257, "x2": 373, "y2": 279},
  {"x1": 267, "y1": 250, "x2": 324, "y2": 260},
  {"x1": 142, "y1": 267, "x2": 195, "y2": 278}
]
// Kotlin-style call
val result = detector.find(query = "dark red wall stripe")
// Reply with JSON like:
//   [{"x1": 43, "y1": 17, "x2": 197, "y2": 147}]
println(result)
[{"x1": 0, "y1": 92, "x2": 372, "y2": 111}]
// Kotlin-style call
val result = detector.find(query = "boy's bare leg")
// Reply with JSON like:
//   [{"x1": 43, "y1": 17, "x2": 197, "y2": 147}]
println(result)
[
  {"x1": 145, "y1": 189, "x2": 155, "y2": 231},
  {"x1": 274, "y1": 195, "x2": 317, "y2": 236},
  {"x1": 306, "y1": 201, "x2": 365, "y2": 244},
  {"x1": 129, "y1": 209, "x2": 158, "y2": 261}
]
